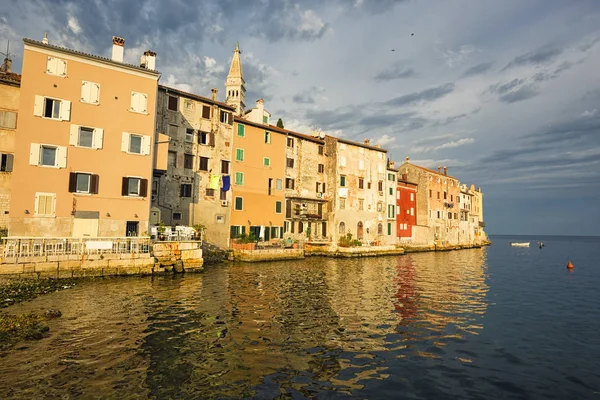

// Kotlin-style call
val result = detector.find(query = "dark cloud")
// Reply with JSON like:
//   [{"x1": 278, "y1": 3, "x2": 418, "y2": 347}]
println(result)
[
  {"x1": 489, "y1": 78, "x2": 525, "y2": 95},
  {"x1": 499, "y1": 85, "x2": 539, "y2": 103},
  {"x1": 385, "y1": 83, "x2": 455, "y2": 106},
  {"x1": 292, "y1": 86, "x2": 325, "y2": 104},
  {"x1": 579, "y1": 36, "x2": 600, "y2": 52},
  {"x1": 528, "y1": 113, "x2": 600, "y2": 142},
  {"x1": 502, "y1": 47, "x2": 562, "y2": 70},
  {"x1": 346, "y1": 0, "x2": 411, "y2": 14},
  {"x1": 374, "y1": 63, "x2": 417, "y2": 81},
  {"x1": 461, "y1": 62, "x2": 494, "y2": 77}
]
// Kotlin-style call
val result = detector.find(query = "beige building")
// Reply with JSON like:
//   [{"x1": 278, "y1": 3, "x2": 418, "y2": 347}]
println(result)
[
  {"x1": 152, "y1": 85, "x2": 235, "y2": 247},
  {"x1": 9, "y1": 35, "x2": 160, "y2": 237},
  {"x1": 325, "y1": 137, "x2": 390, "y2": 245},
  {"x1": 0, "y1": 57, "x2": 20, "y2": 230},
  {"x1": 385, "y1": 162, "x2": 397, "y2": 242}
]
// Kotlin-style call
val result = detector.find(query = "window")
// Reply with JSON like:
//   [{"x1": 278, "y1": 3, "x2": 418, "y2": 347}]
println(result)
[
  {"x1": 437, "y1": 211, "x2": 441, "y2": 218},
  {"x1": 340, "y1": 156, "x2": 347, "y2": 167},
  {"x1": 220, "y1": 189, "x2": 227, "y2": 201},
  {"x1": 78, "y1": 127, "x2": 94, "y2": 148},
  {"x1": 168, "y1": 95, "x2": 178, "y2": 111},
  {"x1": 152, "y1": 179, "x2": 159, "y2": 196},
  {"x1": 41, "y1": 146, "x2": 57, "y2": 166},
  {"x1": 287, "y1": 137, "x2": 294, "y2": 148},
  {"x1": 68, "y1": 172, "x2": 99, "y2": 194},
  {"x1": 340, "y1": 198, "x2": 345, "y2": 209},
  {"x1": 358, "y1": 160, "x2": 364, "y2": 170},
  {"x1": 46, "y1": 57, "x2": 67, "y2": 76},
  {"x1": 202, "y1": 105, "x2": 211, "y2": 119},
  {"x1": 236, "y1": 148, "x2": 244, "y2": 161},
  {"x1": 220, "y1": 110, "x2": 232, "y2": 124},
  {"x1": 122, "y1": 177, "x2": 148, "y2": 197},
  {"x1": 275, "y1": 201, "x2": 282, "y2": 214},
  {"x1": 235, "y1": 172, "x2": 244, "y2": 185},
  {"x1": 389, "y1": 187, "x2": 393, "y2": 196},
  {"x1": 285, "y1": 178, "x2": 295, "y2": 189},
  {"x1": 318, "y1": 145, "x2": 324, "y2": 155},
  {"x1": 286, "y1": 158, "x2": 294, "y2": 168},
  {"x1": 185, "y1": 129, "x2": 194, "y2": 143},
  {"x1": 378, "y1": 181, "x2": 383, "y2": 192},
  {"x1": 388, "y1": 173, "x2": 395, "y2": 181},
  {"x1": 388, "y1": 223, "x2": 392, "y2": 236},
  {"x1": 368, "y1": 182, "x2": 372, "y2": 189},
  {"x1": 358, "y1": 178, "x2": 364, "y2": 189},
  {"x1": 263, "y1": 115, "x2": 268, "y2": 124},
  {"x1": 69, "y1": 125, "x2": 104, "y2": 149},
  {"x1": 199, "y1": 156, "x2": 209, "y2": 171},
  {"x1": 35, "y1": 193, "x2": 56, "y2": 216},
  {"x1": 264, "y1": 131, "x2": 271, "y2": 144},
  {"x1": 185, "y1": 100, "x2": 193, "y2": 110},
  {"x1": 237, "y1": 124, "x2": 245, "y2": 137},
  {"x1": 80, "y1": 81, "x2": 100, "y2": 105},
  {"x1": 411, "y1": 193, "x2": 415, "y2": 201},
  {"x1": 44, "y1": 98, "x2": 61, "y2": 119},
  {"x1": 318, "y1": 164, "x2": 324, "y2": 173},
  {"x1": 168, "y1": 151, "x2": 177, "y2": 167},
  {"x1": 411, "y1": 208, "x2": 414, "y2": 216},
  {"x1": 198, "y1": 131, "x2": 209, "y2": 145},
  {"x1": 437, "y1": 192, "x2": 440, "y2": 199},
  {"x1": 206, "y1": 188, "x2": 215, "y2": 197},
  {"x1": 276, "y1": 178, "x2": 282, "y2": 190},
  {"x1": 185, "y1": 154, "x2": 195, "y2": 169},
  {"x1": 340, "y1": 175, "x2": 346, "y2": 187},
  {"x1": 0, "y1": 110, "x2": 17, "y2": 129},
  {"x1": 173, "y1": 212, "x2": 182, "y2": 221},
  {"x1": 377, "y1": 202, "x2": 383, "y2": 212},
  {"x1": 444, "y1": 192, "x2": 447, "y2": 200},
  {"x1": 378, "y1": 223, "x2": 383, "y2": 235},
  {"x1": 221, "y1": 160, "x2": 230, "y2": 174},
  {"x1": 448, "y1": 212, "x2": 452, "y2": 219},
  {"x1": 339, "y1": 222, "x2": 346, "y2": 235},
  {"x1": 130, "y1": 91, "x2": 148, "y2": 113},
  {"x1": 0, "y1": 153, "x2": 14, "y2": 172},
  {"x1": 358, "y1": 199, "x2": 364, "y2": 211},
  {"x1": 234, "y1": 197, "x2": 243, "y2": 210},
  {"x1": 129, "y1": 134, "x2": 142, "y2": 154},
  {"x1": 263, "y1": 157, "x2": 270, "y2": 167},
  {"x1": 180, "y1": 184, "x2": 192, "y2": 198},
  {"x1": 388, "y1": 205, "x2": 395, "y2": 219},
  {"x1": 121, "y1": 133, "x2": 150, "y2": 155},
  {"x1": 451, "y1": 194, "x2": 454, "y2": 202}
]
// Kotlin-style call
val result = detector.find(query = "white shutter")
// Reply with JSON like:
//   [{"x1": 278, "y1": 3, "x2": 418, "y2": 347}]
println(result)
[
  {"x1": 81, "y1": 81, "x2": 91, "y2": 103},
  {"x1": 46, "y1": 57, "x2": 57, "y2": 74},
  {"x1": 29, "y1": 143, "x2": 40, "y2": 165},
  {"x1": 57, "y1": 59, "x2": 67, "y2": 76},
  {"x1": 130, "y1": 92, "x2": 139, "y2": 112},
  {"x1": 340, "y1": 156, "x2": 346, "y2": 167},
  {"x1": 141, "y1": 93, "x2": 148, "y2": 113},
  {"x1": 358, "y1": 160, "x2": 364, "y2": 170},
  {"x1": 69, "y1": 124, "x2": 79, "y2": 146},
  {"x1": 60, "y1": 100, "x2": 71, "y2": 121},
  {"x1": 57, "y1": 146, "x2": 67, "y2": 168},
  {"x1": 121, "y1": 132, "x2": 129, "y2": 152},
  {"x1": 33, "y1": 95, "x2": 44, "y2": 116},
  {"x1": 142, "y1": 135, "x2": 151, "y2": 155},
  {"x1": 34, "y1": 193, "x2": 40, "y2": 215},
  {"x1": 94, "y1": 128, "x2": 104, "y2": 149},
  {"x1": 91, "y1": 83, "x2": 100, "y2": 104}
]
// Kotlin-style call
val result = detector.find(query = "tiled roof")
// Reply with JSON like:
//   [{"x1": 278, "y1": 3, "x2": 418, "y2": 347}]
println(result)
[
  {"x1": 23, "y1": 38, "x2": 160, "y2": 76},
  {"x1": 401, "y1": 161, "x2": 457, "y2": 179},
  {"x1": 233, "y1": 116, "x2": 324, "y2": 144},
  {"x1": 0, "y1": 72, "x2": 21, "y2": 86},
  {"x1": 159, "y1": 85, "x2": 234, "y2": 109},
  {"x1": 336, "y1": 137, "x2": 388, "y2": 153}
]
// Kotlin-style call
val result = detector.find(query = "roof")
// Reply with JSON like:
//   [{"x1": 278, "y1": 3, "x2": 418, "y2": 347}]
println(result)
[
  {"x1": 233, "y1": 116, "x2": 325, "y2": 144},
  {"x1": 397, "y1": 179, "x2": 418, "y2": 187},
  {"x1": 336, "y1": 137, "x2": 388, "y2": 153},
  {"x1": 0, "y1": 72, "x2": 21, "y2": 86},
  {"x1": 159, "y1": 85, "x2": 234, "y2": 110},
  {"x1": 23, "y1": 38, "x2": 161, "y2": 77},
  {"x1": 400, "y1": 161, "x2": 458, "y2": 179}
]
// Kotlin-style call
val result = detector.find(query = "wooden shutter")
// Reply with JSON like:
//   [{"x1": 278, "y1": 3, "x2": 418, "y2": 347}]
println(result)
[
  {"x1": 46, "y1": 57, "x2": 57, "y2": 74},
  {"x1": 33, "y1": 95, "x2": 44, "y2": 116},
  {"x1": 57, "y1": 59, "x2": 67, "y2": 76},
  {"x1": 202, "y1": 105, "x2": 210, "y2": 119},
  {"x1": 94, "y1": 128, "x2": 104, "y2": 149},
  {"x1": 90, "y1": 174, "x2": 99, "y2": 194},
  {"x1": 81, "y1": 81, "x2": 91, "y2": 102},
  {"x1": 69, "y1": 124, "x2": 79, "y2": 146},
  {"x1": 60, "y1": 100, "x2": 71, "y2": 121},
  {"x1": 121, "y1": 177, "x2": 129, "y2": 196},
  {"x1": 68, "y1": 173, "x2": 77, "y2": 193},
  {"x1": 140, "y1": 179, "x2": 148, "y2": 197},
  {"x1": 91, "y1": 83, "x2": 100, "y2": 104},
  {"x1": 142, "y1": 135, "x2": 151, "y2": 155},
  {"x1": 57, "y1": 146, "x2": 67, "y2": 168},
  {"x1": 121, "y1": 132, "x2": 129, "y2": 152},
  {"x1": 5, "y1": 154, "x2": 13, "y2": 172},
  {"x1": 209, "y1": 132, "x2": 215, "y2": 147},
  {"x1": 323, "y1": 183, "x2": 326, "y2": 192},
  {"x1": 130, "y1": 92, "x2": 138, "y2": 111},
  {"x1": 29, "y1": 143, "x2": 40, "y2": 165},
  {"x1": 141, "y1": 94, "x2": 148, "y2": 113},
  {"x1": 315, "y1": 182, "x2": 319, "y2": 192}
]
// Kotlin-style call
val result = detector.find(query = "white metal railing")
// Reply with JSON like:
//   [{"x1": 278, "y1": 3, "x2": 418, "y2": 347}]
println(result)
[{"x1": 2, "y1": 237, "x2": 151, "y2": 258}]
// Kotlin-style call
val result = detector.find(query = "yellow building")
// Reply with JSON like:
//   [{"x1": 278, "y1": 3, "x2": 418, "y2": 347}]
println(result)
[
  {"x1": 0, "y1": 57, "x2": 20, "y2": 229},
  {"x1": 9, "y1": 35, "x2": 161, "y2": 237}
]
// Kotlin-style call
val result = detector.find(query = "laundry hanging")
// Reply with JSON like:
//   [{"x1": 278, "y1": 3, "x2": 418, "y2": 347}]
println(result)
[
  {"x1": 222, "y1": 175, "x2": 231, "y2": 191},
  {"x1": 208, "y1": 174, "x2": 220, "y2": 190}
]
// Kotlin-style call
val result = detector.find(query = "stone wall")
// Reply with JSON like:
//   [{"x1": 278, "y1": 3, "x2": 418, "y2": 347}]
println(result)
[{"x1": 231, "y1": 248, "x2": 304, "y2": 262}]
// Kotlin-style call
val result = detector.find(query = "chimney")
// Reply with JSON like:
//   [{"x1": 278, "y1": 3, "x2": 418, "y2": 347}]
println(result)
[
  {"x1": 140, "y1": 50, "x2": 156, "y2": 70},
  {"x1": 112, "y1": 36, "x2": 125, "y2": 63},
  {"x1": 405, "y1": 156, "x2": 410, "y2": 163},
  {"x1": 437, "y1": 165, "x2": 441, "y2": 174},
  {"x1": 364, "y1": 139, "x2": 370, "y2": 145},
  {"x1": 211, "y1": 88, "x2": 218, "y2": 101},
  {"x1": 443, "y1": 166, "x2": 448, "y2": 176},
  {"x1": 388, "y1": 160, "x2": 395, "y2": 168},
  {"x1": 0, "y1": 58, "x2": 11, "y2": 73},
  {"x1": 256, "y1": 98, "x2": 264, "y2": 111},
  {"x1": 42, "y1": 32, "x2": 49, "y2": 45}
]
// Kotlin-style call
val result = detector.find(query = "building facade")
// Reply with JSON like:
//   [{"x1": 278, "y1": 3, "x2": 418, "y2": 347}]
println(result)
[
  {"x1": 151, "y1": 85, "x2": 235, "y2": 247},
  {"x1": 9, "y1": 36, "x2": 160, "y2": 237},
  {"x1": 396, "y1": 174, "x2": 417, "y2": 240},
  {"x1": 385, "y1": 163, "x2": 397, "y2": 242},
  {"x1": 0, "y1": 58, "x2": 20, "y2": 229}
]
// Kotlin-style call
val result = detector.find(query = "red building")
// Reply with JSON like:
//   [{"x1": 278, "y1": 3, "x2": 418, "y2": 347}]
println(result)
[{"x1": 397, "y1": 175, "x2": 418, "y2": 238}]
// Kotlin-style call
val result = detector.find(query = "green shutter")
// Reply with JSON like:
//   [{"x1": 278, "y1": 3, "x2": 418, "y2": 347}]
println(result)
[
  {"x1": 235, "y1": 172, "x2": 244, "y2": 185},
  {"x1": 236, "y1": 148, "x2": 244, "y2": 161},
  {"x1": 387, "y1": 223, "x2": 392, "y2": 235},
  {"x1": 276, "y1": 201, "x2": 282, "y2": 213},
  {"x1": 237, "y1": 124, "x2": 245, "y2": 137},
  {"x1": 264, "y1": 157, "x2": 270, "y2": 166},
  {"x1": 235, "y1": 197, "x2": 243, "y2": 210},
  {"x1": 389, "y1": 187, "x2": 393, "y2": 195},
  {"x1": 263, "y1": 116, "x2": 268, "y2": 124}
]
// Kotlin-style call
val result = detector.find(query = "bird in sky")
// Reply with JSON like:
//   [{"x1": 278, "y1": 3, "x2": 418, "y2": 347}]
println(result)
[{"x1": 391, "y1": 49, "x2": 395, "y2": 51}]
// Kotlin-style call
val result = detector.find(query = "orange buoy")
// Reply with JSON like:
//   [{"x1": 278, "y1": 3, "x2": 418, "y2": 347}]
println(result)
[{"x1": 567, "y1": 261, "x2": 574, "y2": 269}]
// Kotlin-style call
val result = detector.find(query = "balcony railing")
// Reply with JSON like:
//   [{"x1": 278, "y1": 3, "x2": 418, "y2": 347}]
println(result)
[{"x1": 2, "y1": 237, "x2": 151, "y2": 258}]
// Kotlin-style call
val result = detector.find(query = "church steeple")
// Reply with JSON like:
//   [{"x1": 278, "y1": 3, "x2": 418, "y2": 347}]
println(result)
[{"x1": 225, "y1": 42, "x2": 245, "y2": 116}]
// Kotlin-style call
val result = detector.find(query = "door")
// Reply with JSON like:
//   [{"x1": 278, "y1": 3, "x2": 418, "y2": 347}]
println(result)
[
  {"x1": 126, "y1": 221, "x2": 139, "y2": 237},
  {"x1": 72, "y1": 218, "x2": 99, "y2": 237},
  {"x1": 357, "y1": 221, "x2": 364, "y2": 240}
]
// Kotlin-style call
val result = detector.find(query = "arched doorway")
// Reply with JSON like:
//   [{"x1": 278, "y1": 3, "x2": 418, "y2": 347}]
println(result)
[
  {"x1": 339, "y1": 222, "x2": 346, "y2": 235},
  {"x1": 357, "y1": 221, "x2": 364, "y2": 240}
]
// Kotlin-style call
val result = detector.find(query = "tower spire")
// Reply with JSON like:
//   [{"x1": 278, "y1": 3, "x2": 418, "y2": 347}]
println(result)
[{"x1": 225, "y1": 42, "x2": 245, "y2": 116}]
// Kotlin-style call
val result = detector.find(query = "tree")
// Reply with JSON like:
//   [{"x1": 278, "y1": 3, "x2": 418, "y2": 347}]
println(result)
[{"x1": 276, "y1": 118, "x2": 284, "y2": 128}]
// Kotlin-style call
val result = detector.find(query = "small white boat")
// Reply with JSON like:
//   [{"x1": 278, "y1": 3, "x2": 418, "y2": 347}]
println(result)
[{"x1": 511, "y1": 242, "x2": 530, "y2": 247}]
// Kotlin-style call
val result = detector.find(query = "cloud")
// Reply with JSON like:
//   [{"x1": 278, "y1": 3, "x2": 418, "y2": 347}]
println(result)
[
  {"x1": 385, "y1": 83, "x2": 455, "y2": 107},
  {"x1": 411, "y1": 137, "x2": 475, "y2": 153},
  {"x1": 438, "y1": 45, "x2": 477, "y2": 67},
  {"x1": 461, "y1": 62, "x2": 494, "y2": 77},
  {"x1": 502, "y1": 47, "x2": 562, "y2": 70},
  {"x1": 292, "y1": 86, "x2": 326, "y2": 104},
  {"x1": 374, "y1": 134, "x2": 396, "y2": 147},
  {"x1": 488, "y1": 78, "x2": 540, "y2": 103},
  {"x1": 581, "y1": 109, "x2": 598, "y2": 117},
  {"x1": 67, "y1": 16, "x2": 81, "y2": 34},
  {"x1": 374, "y1": 62, "x2": 417, "y2": 81}
]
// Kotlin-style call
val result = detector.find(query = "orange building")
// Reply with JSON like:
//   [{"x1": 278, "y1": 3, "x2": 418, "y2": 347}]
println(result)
[{"x1": 9, "y1": 35, "x2": 160, "y2": 237}]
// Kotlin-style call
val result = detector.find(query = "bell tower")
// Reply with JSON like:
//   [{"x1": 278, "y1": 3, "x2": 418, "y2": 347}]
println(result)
[{"x1": 225, "y1": 42, "x2": 246, "y2": 116}]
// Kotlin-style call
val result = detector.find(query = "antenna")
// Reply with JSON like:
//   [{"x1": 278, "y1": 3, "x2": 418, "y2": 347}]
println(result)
[{"x1": 0, "y1": 40, "x2": 15, "y2": 60}]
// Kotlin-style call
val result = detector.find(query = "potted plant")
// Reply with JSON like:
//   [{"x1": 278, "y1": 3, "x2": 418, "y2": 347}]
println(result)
[{"x1": 192, "y1": 223, "x2": 206, "y2": 241}]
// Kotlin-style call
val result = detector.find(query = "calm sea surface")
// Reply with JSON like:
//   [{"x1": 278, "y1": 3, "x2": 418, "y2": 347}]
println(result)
[{"x1": 1, "y1": 235, "x2": 599, "y2": 399}]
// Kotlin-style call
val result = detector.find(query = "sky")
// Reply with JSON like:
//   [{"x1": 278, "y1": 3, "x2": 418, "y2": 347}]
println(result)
[{"x1": 1, "y1": 0, "x2": 599, "y2": 236}]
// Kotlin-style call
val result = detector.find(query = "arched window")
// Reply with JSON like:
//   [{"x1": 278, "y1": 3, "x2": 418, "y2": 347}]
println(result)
[
  {"x1": 339, "y1": 222, "x2": 346, "y2": 235},
  {"x1": 377, "y1": 223, "x2": 383, "y2": 235},
  {"x1": 357, "y1": 221, "x2": 364, "y2": 240}
]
